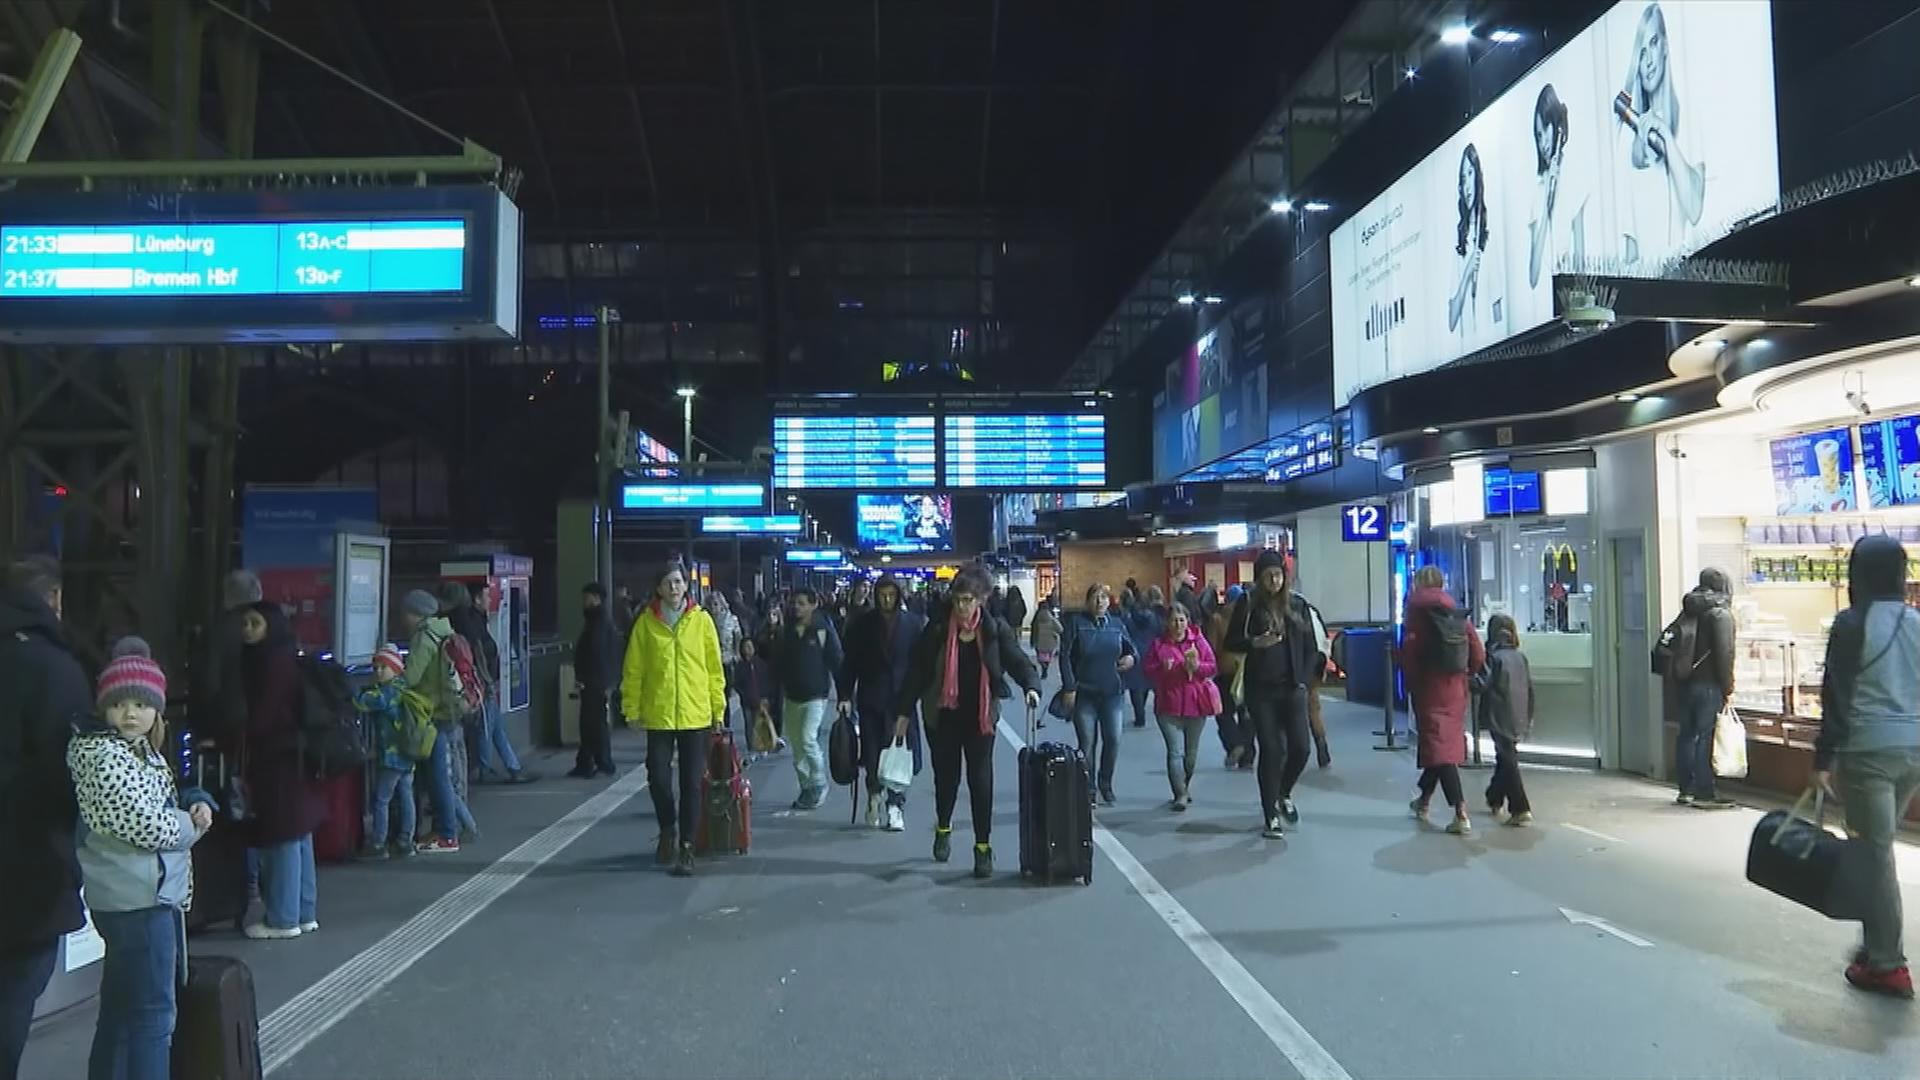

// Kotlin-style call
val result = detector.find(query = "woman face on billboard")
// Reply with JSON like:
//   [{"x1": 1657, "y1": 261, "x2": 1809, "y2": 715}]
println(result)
[{"x1": 1635, "y1": 5, "x2": 1669, "y2": 101}]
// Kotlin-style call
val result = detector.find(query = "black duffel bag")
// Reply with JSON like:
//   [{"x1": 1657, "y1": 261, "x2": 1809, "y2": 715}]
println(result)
[{"x1": 1745, "y1": 788, "x2": 1872, "y2": 921}]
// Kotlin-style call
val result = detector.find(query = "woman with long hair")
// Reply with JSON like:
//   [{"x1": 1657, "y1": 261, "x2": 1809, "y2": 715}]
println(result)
[
  {"x1": 1615, "y1": 1, "x2": 1704, "y2": 259},
  {"x1": 896, "y1": 566, "x2": 1040, "y2": 878},
  {"x1": 622, "y1": 564, "x2": 728, "y2": 877},
  {"x1": 1225, "y1": 550, "x2": 1327, "y2": 838},
  {"x1": 1448, "y1": 143, "x2": 1490, "y2": 336},
  {"x1": 1400, "y1": 566, "x2": 1485, "y2": 836},
  {"x1": 1527, "y1": 82, "x2": 1576, "y2": 289},
  {"x1": 236, "y1": 603, "x2": 322, "y2": 938}
]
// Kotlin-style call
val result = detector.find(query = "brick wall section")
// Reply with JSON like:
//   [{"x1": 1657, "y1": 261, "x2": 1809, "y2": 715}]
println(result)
[{"x1": 1058, "y1": 541, "x2": 1167, "y2": 608}]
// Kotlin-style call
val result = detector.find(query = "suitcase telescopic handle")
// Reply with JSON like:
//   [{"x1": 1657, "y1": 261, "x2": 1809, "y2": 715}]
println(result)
[{"x1": 1026, "y1": 701, "x2": 1037, "y2": 747}]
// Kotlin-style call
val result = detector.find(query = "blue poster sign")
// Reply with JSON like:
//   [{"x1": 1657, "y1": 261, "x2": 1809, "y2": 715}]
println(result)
[
  {"x1": 1858, "y1": 414, "x2": 1920, "y2": 509},
  {"x1": 241, "y1": 486, "x2": 380, "y2": 569},
  {"x1": 1341, "y1": 504, "x2": 1389, "y2": 542},
  {"x1": 1769, "y1": 428, "x2": 1857, "y2": 515}
]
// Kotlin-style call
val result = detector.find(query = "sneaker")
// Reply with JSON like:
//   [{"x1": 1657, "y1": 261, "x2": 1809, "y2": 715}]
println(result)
[
  {"x1": 1447, "y1": 816, "x2": 1473, "y2": 836},
  {"x1": 1262, "y1": 817, "x2": 1285, "y2": 840},
  {"x1": 1693, "y1": 797, "x2": 1737, "y2": 811},
  {"x1": 354, "y1": 845, "x2": 388, "y2": 862},
  {"x1": 506, "y1": 770, "x2": 539, "y2": 785},
  {"x1": 416, "y1": 837, "x2": 459, "y2": 854},
  {"x1": 655, "y1": 830, "x2": 677, "y2": 867},
  {"x1": 298, "y1": 920, "x2": 320, "y2": 934},
  {"x1": 566, "y1": 766, "x2": 596, "y2": 780},
  {"x1": 972, "y1": 844, "x2": 993, "y2": 879},
  {"x1": 866, "y1": 793, "x2": 882, "y2": 829},
  {"x1": 1099, "y1": 788, "x2": 1117, "y2": 807},
  {"x1": 1845, "y1": 963, "x2": 1915, "y2": 1000},
  {"x1": 1280, "y1": 798, "x2": 1300, "y2": 825},
  {"x1": 671, "y1": 843, "x2": 695, "y2": 878},
  {"x1": 596, "y1": 766, "x2": 617, "y2": 778},
  {"x1": 1409, "y1": 799, "x2": 1430, "y2": 823},
  {"x1": 1673, "y1": 793, "x2": 1695, "y2": 806},
  {"x1": 243, "y1": 923, "x2": 301, "y2": 940},
  {"x1": 1506, "y1": 811, "x2": 1534, "y2": 827},
  {"x1": 390, "y1": 842, "x2": 418, "y2": 860},
  {"x1": 933, "y1": 829, "x2": 953, "y2": 863},
  {"x1": 1170, "y1": 798, "x2": 1188, "y2": 813},
  {"x1": 1226, "y1": 746, "x2": 1244, "y2": 769},
  {"x1": 886, "y1": 805, "x2": 905, "y2": 832}
]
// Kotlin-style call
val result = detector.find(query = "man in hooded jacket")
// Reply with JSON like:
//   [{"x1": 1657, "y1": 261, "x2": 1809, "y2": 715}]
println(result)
[
  {"x1": 838, "y1": 574, "x2": 927, "y2": 831},
  {"x1": 1670, "y1": 568, "x2": 1737, "y2": 809}
]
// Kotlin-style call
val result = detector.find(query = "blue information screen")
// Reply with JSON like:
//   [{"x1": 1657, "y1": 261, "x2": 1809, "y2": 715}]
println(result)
[
  {"x1": 619, "y1": 482, "x2": 766, "y2": 514},
  {"x1": 700, "y1": 514, "x2": 803, "y2": 535},
  {"x1": 942, "y1": 413, "x2": 1107, "y2": 488},
  {"x1": 1858, "y1": 414, "x2": 1920, "y2": 509},
  {"x1": 784, "y1": 547, "x2": 846, "y2": 565},
  {"x1": 0, "y1": 219, "x2": 467, "y2": 298},
  {"x1": 1483, "y1": 467, "x2": 1542, "y2": 516},
  {"x1": 773, "y1": 415, "x2": 936, "y2": 490}
]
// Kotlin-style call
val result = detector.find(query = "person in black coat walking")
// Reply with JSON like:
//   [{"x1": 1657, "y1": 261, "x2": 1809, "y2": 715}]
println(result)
[
  {"x1": 0, "y1": 558, "x2": 91, "y2": 1080},
  {"x1": 838, "y1": 574, "x2": 928, "y2": 832},
  {"x1": 570, "y1": 583, "x2": 619, "y2": 778}
]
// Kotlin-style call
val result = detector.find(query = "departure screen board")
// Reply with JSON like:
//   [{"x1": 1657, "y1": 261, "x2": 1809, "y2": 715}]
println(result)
[
  {"x1": 0, "y1": 220, "x2": 467, "y2": 298},
  {"x1": 618, "y1": 482, "x2": 766, "y2": 515},
  {"x1": 773, "y1": 415, "x2": 936, "y2": 490},
  {"x1": 942, "y1": 413, "x2": 1107, "y2": 488}
]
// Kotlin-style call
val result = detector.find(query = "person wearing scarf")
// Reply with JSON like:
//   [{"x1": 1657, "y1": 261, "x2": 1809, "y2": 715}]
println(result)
[{"x1": 896, "y1": 566, "x2": 1041, "y2": 878}]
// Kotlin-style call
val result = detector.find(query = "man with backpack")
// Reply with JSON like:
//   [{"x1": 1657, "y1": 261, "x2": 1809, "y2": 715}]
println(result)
[
  {"x1": 443, "y1": 583, "x2": 534, "y2": 785},
  {"x1": 401, "y1": 590, "x2": 479, "y2": 853},
  {"x1": 1663, "y1": 568, "x2": 1738, "y2": 810}
]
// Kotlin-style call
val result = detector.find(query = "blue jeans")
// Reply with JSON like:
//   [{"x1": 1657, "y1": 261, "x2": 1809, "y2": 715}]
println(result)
[
  {"x1": 88, "y1": 906, "x2": 179, "y2": 1080},
  {"x1": 1156, "y1": 715, "x2": 1206, "y2": 800},
  {"x1": 1, "y1": 938, "x2": 58, "y2": 1080},
  {"x1": 369, "y1": 767, "x2": 416, "y2": 850},
  {"x1": 258, "y1": 835, "x2": 316, "y2": 931},
  {"x1": 1673, "y1": 680, "x2": 1721, "y2": 800},
  {"x1": 1071, "y1": 690, "x2": 1127, "y2": 792},
  {"x1": 423, "y1": 728, "x2": 475, "y2": 840},
  {"x1": 475, "y1": 698, "x2": 523, "y2": 776},
  {"x1": 783, "y1": 698, "x2": 830, "y2": 803}
]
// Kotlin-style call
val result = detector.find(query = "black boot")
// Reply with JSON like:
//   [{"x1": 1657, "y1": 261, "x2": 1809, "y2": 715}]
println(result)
[
  {"x1": 671, "y1": 843, "x2": 695, "y2": 877},
  {"x1": 655, "y1": 829, "x2": 676, "y2": 867},
  {"x1": 1315, "y1": 734, "x2": 1332, "y2": 769}
]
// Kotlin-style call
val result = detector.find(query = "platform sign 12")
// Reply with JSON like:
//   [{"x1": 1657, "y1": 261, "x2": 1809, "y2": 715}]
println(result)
[{"x1": 1341, "y1": 503, "x2": 1388, "y2": 542}]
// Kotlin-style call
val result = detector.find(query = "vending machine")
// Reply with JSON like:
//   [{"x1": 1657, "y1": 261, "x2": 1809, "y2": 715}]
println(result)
[{"x1": 440, "y1": 554, "x2": 533, "y2": 713}]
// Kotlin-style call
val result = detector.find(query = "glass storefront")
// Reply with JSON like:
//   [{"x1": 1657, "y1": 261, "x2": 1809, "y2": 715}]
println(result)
[{"x1": 1411, "y1": 460, "x2": 1602, "y2": 762}]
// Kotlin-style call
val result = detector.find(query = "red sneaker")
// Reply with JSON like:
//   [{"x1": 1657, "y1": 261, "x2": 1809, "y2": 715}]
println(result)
[
  {"x1": 1845, "y1": 963, "x2": 1915, "y2": 1000},
  {"x1": 416, "y1": 836, "x2": 460, "y2": 855}
]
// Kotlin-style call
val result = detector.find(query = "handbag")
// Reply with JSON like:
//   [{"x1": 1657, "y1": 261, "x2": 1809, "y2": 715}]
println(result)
[
  {"x1": 1745, "y1": 788, "x2": 1871, "y2": 920},
  {"x1": 749, "y1": 704, "x2": 778, "y2": 754},
  {"x1": 877, "y1": 739, "x2": 915, "y2": 791},
  {"x1": 1711, "y1": 705, "x2": 1749, "y2": 779}
]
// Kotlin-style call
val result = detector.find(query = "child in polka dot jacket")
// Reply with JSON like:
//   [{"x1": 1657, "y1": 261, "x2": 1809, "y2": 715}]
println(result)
[{"x1": 66, "y1": 637, "x2": 217, "y2": 1079}]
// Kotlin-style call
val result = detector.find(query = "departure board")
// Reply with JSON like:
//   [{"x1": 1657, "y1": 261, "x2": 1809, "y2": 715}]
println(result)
[
  {"x1": 618, "y1": 482, "x2": 767, "y2": 515},
  {"x1": 773, "y1": 414, "x2": 936, "y2": 490},
  {"x1": 942, "y1": 413, "x2": 1107, "y2": 488},
  {"x1": 0, "y1": 220, "x2": 467, "y2": 298}
]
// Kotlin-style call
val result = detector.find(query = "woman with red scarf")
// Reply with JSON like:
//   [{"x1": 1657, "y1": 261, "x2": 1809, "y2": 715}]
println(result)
[{"x1": 896, "y1": 566, "x2": 1041, "y2": 878}]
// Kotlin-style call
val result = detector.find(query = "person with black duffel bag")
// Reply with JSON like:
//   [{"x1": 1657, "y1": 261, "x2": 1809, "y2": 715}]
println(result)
[{"x1": 1802, "y1": 534, "x2": 1920, "y2": 1001}]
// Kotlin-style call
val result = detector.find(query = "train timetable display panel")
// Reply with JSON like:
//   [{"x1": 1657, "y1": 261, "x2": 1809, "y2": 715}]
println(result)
[
  {"x1": 772, "y1": 414, "x2": 936, "y2": 490},
  {"x1": 942, "y1": 412, "x2": 1107, "y2": 488}
]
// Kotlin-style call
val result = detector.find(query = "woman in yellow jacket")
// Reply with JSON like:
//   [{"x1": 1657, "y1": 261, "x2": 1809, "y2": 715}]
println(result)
[{"x1": 622, "y1": 564, "x2": 727, "y2": 876}]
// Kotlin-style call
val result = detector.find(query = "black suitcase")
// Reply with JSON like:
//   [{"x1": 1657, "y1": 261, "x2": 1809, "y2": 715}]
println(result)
[
  {"x1": 1017, "y1": 707, "x2": 1094, "y2": 885},
  {"x1": 1746, "y1": 789, "x2": 1870, "y2": 921},
  {"x1": 171, "y1": 955, "x2": 264, "y2": 1080},
  {"x1": 186, "y1": 752, "x2": 250, "y2": 933}
]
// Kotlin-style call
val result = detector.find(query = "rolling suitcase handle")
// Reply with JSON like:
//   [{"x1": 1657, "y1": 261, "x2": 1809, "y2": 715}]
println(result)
[{"x1": 1026, "y1": 701, "x2": 1038, "y2": 747}]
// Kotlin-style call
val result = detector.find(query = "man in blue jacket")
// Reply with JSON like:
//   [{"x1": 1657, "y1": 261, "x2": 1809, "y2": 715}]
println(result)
[
  {"x1": 839, "y1": 574, "x2": 927, "y2": 832},
  {"x1": 775, "y1": 589, "x2": 844, "y2": 810},
  {"x1": 0, "y1": 558, "x2": 90, "y2": 1080},
  {"x1": 1057, "y1": 582, "x2": 1138, "y2": 805}
]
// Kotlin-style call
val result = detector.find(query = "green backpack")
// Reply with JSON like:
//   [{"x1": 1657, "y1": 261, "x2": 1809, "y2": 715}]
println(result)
[{"x1": 395, "y1": 688, "x2": 440, "y2": 761}]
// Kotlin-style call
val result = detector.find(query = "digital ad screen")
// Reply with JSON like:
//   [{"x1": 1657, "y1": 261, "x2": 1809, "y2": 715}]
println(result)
[
  {"x1": 855, "y1": 493, "x2": 954, "y2": 554},
  {"x1": 942, "y1": 412, "x2": 1107, "y2": 488},
  {"x1": 1484, "y1": 467, "x2": 1543, "y2": 516},
  {"x1": 1770, "y1": 428, "x2": 1857, "y2": 515},
  {"x1": 1858, "y1": 413, "x2": 1920, "y2": 509}
]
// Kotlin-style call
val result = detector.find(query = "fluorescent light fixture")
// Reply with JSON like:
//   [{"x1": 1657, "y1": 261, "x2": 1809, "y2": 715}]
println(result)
[
  {"x1": 1489, "y1": 28, "x2": 1521, "y2": 44},
  {"x1": 1270, "y1": 199, "x2": 1293, "y2": 214},
  {"x1": 1907, "y1": 275, "x2": 1920, "y2": 288},
  {"x1": 1440, "y1": 24, "x2": 1473, "y2": 45},
  {"x1": 1176, "y1": 293, "x2": 1197, "y2": 306},
  {"x1": 1303, "y1": 200, "x2": 1331, "y2": 212},
  {"x1": 1748, "y1": 338, "x2": 1771, "y2": 349},
  {"x1": 1404, "y1": 66, "x2": 1418, "y2": 80},
  {"x1": 1615, "y1": 392, "x2": 1641, "y2": 403},
  {"x1": 1422, "y1": 426, "x2": 1441, "y2": 435},
  {"x1": 675, "y1": 386, "x2": 697, "y2": 398},
  {"x1": 880, "y1": 554, "x2": 893, "y2": 564},
  {"x1": 1202, "y1": 294, "x2": 1225, "y2": 305}
]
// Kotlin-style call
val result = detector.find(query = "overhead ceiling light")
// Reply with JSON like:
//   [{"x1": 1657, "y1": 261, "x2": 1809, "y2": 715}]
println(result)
[
  {"x1": 1489, "y1": 28, "x2": 1521, "y2": 44},
  {"x1": 1704, "y1": 338, "x2": 1728, "y2": 351},
  {"x1": 1615, "y1": 392, "x2": 1641, "y2": 403},
  {"x1": 1303, "y1": 200, "x2": 1331, "y2": 212},
  {"x1": 1202, "y1": 295, "x2": 1225, "y2": 305},
  {"x1": 1176, "y1": 293, "x2": 1197, "y2": 306},
  {"x1": 1440, "y1": 24, "x2": 1473, "y2": 45},
  {"x1": 1422, "y1": 426, "x2": 1441, "y2": 435},
  {"x1": 1907, "y1": 275, "x2": 1920, "y2": 287},
  {"x1": 1404, "y1": 66, "x2": 1418, "y2": 80},
  {"x1": 675, "y1": 386, "x2": 698, "y2": 398},
  {"x1": 1749, "y1": 337, "x2": 1772, "y2": 349},
  {"x1": 1270, "y1": 199, "x2": 1293, "y2": 214}
]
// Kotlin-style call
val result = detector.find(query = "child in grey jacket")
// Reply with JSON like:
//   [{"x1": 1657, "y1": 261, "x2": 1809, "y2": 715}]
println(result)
[
  {"x1": 67, "y1": 637, "x2": 216, "y2": 1080},
  {"x1": 1475, "y1": 615, "x2": 1535, "y2": 825}
]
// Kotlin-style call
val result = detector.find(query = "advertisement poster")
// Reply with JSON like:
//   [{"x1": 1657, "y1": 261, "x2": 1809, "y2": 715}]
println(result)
[
  {"x1": 241, "y1": 486, "x2": 379, "y2": 652},
  {"x1": 1770, "y1": 428, "x2": 1858, "y2": 516},
  {"x1": 1858, "y1": 413, "x2": 1920, "y2": 509},
  {"x1": 1329, "y1": 0, "x2": 1779, "y2": 403},
  {"x1": 856, "y1": 493, "x2": 954, "y2": 554}
]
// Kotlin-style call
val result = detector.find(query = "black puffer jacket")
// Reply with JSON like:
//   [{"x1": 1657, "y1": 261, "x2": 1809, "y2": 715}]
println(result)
[
  {"x1": 0, "y1": 585, "x2": 90, "y2": 950},
  {"x1": 1682, "y1": 568, "x2": 1737, "y2": 696}
]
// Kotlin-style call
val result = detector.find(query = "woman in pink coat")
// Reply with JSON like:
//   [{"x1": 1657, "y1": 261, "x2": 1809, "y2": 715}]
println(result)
[
  {"x1": 1398, "y1": 566, "x2": 1485, "y2": 835},
  {"x1": 1145, "y1": 604, "x2": 1220, "y2": 811}
]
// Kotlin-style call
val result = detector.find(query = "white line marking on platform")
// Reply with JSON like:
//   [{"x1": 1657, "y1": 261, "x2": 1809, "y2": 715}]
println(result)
[
  {"x1": 1000, "y1": 721, "x2": 1355, "y2": 1080},
  {"x1": 1563, "y1": 823, "x2": 1626, "y2": 845},
  {"x1": 259, "y1": 769, "x2": 650, "y2": 1074},
  {"x1": 1559, "y1": 907, "x2": 1656, "y2": 948}
]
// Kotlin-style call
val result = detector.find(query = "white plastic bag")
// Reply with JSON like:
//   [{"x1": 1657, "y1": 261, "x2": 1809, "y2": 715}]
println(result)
[
  {"x1": 1712, "y1": 706, "x2": 1749, "y2": 779},
  {"x1": 877, "y1": 739, "x2": 915, "y2": 791}
]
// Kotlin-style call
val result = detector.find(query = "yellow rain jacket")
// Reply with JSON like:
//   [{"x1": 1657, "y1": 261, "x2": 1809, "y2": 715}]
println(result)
[{"x1": 621, "y1": 600, "x2": 727, "y2": 731}]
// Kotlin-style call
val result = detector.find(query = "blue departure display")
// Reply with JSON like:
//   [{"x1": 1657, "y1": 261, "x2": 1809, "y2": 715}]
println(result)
[
  {"x1": 942, "y1": 413, "x2": 1107, "y2": 488},
  {"x1": 701, "y1": 514, "x2": 803, "y2": 535},
  {"x1": 618, "y1": 482, "x2": 767, "y2": 514},
  {"x1": 0, "y1": 219, "x2": 467, "y2": 298},
  {"x1": 773, "y1": 415, "x2": 936, "y2": 490},
  {"x1": 784, "y1": 547, "x2": 846, "y2": 565}
]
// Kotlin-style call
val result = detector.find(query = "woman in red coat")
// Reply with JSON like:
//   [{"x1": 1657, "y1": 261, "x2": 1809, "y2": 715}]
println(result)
[
  {"x1": 1398, "y1": 566, "x2": 1485, "y2": 835},
  {"x1": 237, "y1": 603, "x2": 323, "y2": 938}
]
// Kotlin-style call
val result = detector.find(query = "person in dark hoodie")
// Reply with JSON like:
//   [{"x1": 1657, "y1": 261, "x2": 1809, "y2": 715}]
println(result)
[
  {"x1": 236, "y1": 601, "x2": 324, "y2": 938},
  {"x1": 1476, "y1": 613, "x2": 1535, "y2": 825},
  {"x1": 839, "y1": 574, "x2": 928, "y2": 832},
  {"x1": 1227, "y1": 550, "x2": 1329, "y2": 838},
  {"x1": 0, "y1": 557, "x2": 89, "y2": 1080},
  {"x1": 775, "y1": 588, "x2": 844, "y2": 811},
  {"x1": 569, "y1": 583, "x2": 619, "y2": 779},
  {"x1": 1670, "y1": 567, "x2": 1738, "y2": 810},
  {"x1": 1814, "y1": 534, "x2": 1920, "y2": 1000}
]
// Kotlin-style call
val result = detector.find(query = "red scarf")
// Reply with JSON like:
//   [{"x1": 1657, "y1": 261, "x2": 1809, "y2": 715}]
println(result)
[{"x1": 939, "y1": 607, "x2": 994, "y2": 735}]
